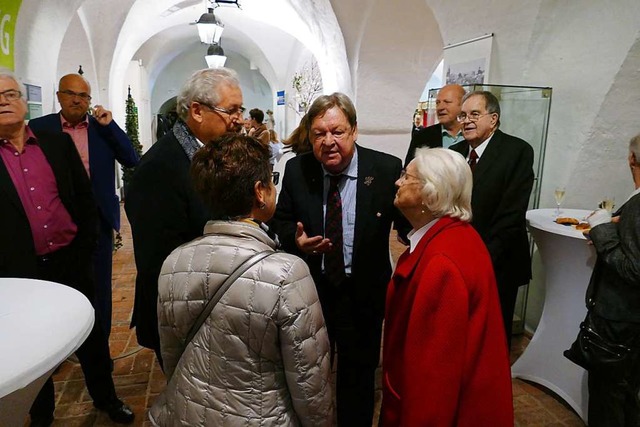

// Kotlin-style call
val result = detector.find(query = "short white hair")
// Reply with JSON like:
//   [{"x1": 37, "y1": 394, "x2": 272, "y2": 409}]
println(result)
[
  {"x1": 0, "y1": 68, "x2": 27, "y2": 99},
  {"x1": 176, "y1": 68, "x2": 240, "y2": 121},
  {"x1": 412, "y1": 147, "x2": 473, "y2": 222}
]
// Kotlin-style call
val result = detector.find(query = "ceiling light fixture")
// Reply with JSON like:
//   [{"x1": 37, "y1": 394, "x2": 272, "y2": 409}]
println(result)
[
  {"x1": 205, "y1": 42, "x2": 227, "y2": 68},
  {"x1": 196, "y1": 7, "x2": 224, "y2": 44}
]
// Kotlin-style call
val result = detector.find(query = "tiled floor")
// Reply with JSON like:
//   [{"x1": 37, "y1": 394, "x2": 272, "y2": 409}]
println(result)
[{"x1": 42, "y1": 207, "x2": 586, "y2": 426}]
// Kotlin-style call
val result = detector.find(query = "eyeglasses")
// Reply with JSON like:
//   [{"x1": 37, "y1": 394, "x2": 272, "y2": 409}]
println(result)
[
  {"x1": 198, "y1": 101, "x2": 245, "y2": 118},
  {"x1": 58, "y1": 89, "x2": 92, "y2": 101},
  {"x1": 311, "y1": 128, "x2": 352, "y2": 144},
  {"x1": 0, "y1": 89, "x2": 22, "y2": 102},
  {"x1": 271, "y1": 171, "x2": 280, "y2": 185},
  {"x1": 399, "y1": 169, "x2": 422, "y2": 182},
  {"x1": 456, "y1": 112, "x2": 491, "y2": 123}
]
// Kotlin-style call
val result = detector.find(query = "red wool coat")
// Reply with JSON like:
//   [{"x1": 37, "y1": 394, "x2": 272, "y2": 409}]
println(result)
[{"x1": 382, "y1": 216, "x2": 513, "y2": 426}]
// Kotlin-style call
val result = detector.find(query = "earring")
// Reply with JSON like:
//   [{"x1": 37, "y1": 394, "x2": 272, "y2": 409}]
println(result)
[{"x1": 259, "y1": 202, "x2": 266, "y2": 210}]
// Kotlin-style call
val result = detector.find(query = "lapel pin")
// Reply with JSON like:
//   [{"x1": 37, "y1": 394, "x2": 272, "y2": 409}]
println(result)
[
  {"x1": 376, "y1": 212, "x2": 382, "y2": 218},
  {"x1": 364, "y1": 176, "x2": 374, "y2": 186}
]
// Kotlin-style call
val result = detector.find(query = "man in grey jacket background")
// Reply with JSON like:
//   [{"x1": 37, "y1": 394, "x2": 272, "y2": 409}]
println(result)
[{"x1": 584, "y1": 133, "x2": 640, "y2": 426}]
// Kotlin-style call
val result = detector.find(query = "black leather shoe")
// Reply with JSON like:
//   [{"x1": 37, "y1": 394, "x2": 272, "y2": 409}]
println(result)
[
  {"x1": 30, "y1": 414, "x2": 54, "y2": 427},
  {"x1": 94, "y1": 399, "x2": 135, "y2": 424}
]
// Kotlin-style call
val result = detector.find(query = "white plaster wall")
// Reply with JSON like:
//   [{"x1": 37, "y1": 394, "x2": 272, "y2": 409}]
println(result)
[
  {"x1": 125, "y1": 60, "x2": 152, "y2": 152},
  {"x1": 329, "y1": 0, "x2": 443, "y2": 163},
  {"x1": 14, "y1": 0, "x2": 85, "y2": 112},
  {"x1": 56, "y1": 13, "x2": 98, "y2": 107}
]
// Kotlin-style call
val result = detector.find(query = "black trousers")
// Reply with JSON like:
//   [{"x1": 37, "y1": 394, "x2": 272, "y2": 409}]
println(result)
[
  {"x1": 29, "y1": 243, "x2": 117, "y2": 419},
  {"x1": 316, "y1": 275, "x2": 382, "y2": 427},
  {"x1": 93, "y1": 216, "x2": 114, "y2": 338},
  {"x1": 587, "y1": 314, "x2": 640, "y2": 427},
  {"x1": 497, "y1": 283, "x2": 519, "y2": 349}
]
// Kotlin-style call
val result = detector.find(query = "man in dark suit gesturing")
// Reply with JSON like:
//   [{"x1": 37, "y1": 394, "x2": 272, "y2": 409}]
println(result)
[
  {"x1": 273, "y1": 93, "x2": 403, "y2": 426},
  {"x1": 404, "y1": 83, "x2": 465, "y2": 165},
  {"x1": 29, "y1": 74, "x2": 139, "y2": 338},
  {"x1": 450, "y1": 91, "x2": 534, "y2": 345}
]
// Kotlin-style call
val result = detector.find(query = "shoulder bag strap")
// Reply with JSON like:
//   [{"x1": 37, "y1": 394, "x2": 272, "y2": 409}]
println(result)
[{"x1": 176, "y1": 250, "x2": 275, "y2": 363}]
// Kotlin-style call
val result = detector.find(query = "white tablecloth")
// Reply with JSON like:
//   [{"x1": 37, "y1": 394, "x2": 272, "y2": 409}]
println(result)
[
  {"x1": 511, "y1": 208, "x2": 596, "y2": 423},
  {"x1": 0, "y1": 278, "x2": 94, "y2": 424}
]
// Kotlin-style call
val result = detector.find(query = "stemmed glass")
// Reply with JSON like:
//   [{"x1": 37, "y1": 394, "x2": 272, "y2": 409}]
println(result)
[
  {"x1": 554, "y1": 187, "x2": 566, "y2": 217},
  {"x1": 601, "y1": 197, "x2": 615, "y2": 213}
]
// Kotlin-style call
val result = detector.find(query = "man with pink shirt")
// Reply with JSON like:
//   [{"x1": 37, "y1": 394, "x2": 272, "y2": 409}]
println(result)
[
  {"x1": 29, "y1": 74, "x2": 138, "y2": 338},
  {"x1": 0, "y1": 69, "x2": 134, "y2": 426}
]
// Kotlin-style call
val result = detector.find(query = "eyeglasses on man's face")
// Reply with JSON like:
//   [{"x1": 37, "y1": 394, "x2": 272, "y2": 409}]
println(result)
[
  {"x1": 198, "y1": 101, "x2": 245, "y2": 118},
  {"x1": 0, "y1": 89, "x2": 23, "y2": 102},
  {"x1": 58, "y1": 89, "x2": 92, "y2": 102},
  {"x1": 456, "y1": 112, "x2": 492, "y2": 123},
  {"x1": 311, "y1": 127, "x2": 352, "y2": 144}
]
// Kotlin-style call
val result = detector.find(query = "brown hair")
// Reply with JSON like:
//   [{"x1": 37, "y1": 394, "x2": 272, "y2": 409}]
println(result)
[
  {"x1": 191, "y1": 133, "x2": 271, "y2": 219},
  {"x1": 283, "y1": 114, "x2": 312, "y2": 155},
  {"x1": 306, "y1": 92, "x2": 357, "y2": 131}
]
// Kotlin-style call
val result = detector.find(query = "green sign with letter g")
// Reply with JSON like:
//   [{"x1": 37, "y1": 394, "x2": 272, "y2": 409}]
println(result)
[{"x1": 0, "y1": 0, "x2": 23, "y2": 71}]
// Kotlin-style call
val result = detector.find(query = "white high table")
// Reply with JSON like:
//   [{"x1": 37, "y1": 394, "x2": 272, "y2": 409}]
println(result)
[
  {"x1": 0, "y1": 278, "x2": 94, "y2": 426},
  {"x1": 511, "y1": 208, "x2": 596, "y2": 423}
]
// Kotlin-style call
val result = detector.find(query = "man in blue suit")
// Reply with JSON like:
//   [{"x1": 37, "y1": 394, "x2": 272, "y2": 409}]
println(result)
[{"x1": 29, "y1": 74, "x2": 138, "y2": 338}]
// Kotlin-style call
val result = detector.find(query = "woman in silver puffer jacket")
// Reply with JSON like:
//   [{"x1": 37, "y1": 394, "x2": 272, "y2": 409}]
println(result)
[{"x1": 149, "y1": 134, "x2": 333, "y2": 427}]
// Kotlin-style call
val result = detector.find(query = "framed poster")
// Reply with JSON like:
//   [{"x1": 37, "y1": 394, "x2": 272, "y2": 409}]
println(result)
[
  {"x1": 443, "y1": 34, "x2": 493, "y2": 85},
  {"x1": 25, "y1": 83, "x2": 42, "y2": 102}
]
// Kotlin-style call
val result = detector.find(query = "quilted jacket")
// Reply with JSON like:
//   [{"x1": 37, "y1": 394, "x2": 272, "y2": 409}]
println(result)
[{"x1": 149, "y1": 220, "x2": 333, "y2": 426}]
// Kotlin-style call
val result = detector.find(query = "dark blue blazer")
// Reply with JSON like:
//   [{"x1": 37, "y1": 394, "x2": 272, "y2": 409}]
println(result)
[{"x1": 29, "y1": 113, "x2": 139, "y2": 231}]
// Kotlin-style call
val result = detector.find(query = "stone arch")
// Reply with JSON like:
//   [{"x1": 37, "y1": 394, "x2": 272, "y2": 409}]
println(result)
[{"x1": 355, "y1": 0, "x2": 442, "y2": 134}]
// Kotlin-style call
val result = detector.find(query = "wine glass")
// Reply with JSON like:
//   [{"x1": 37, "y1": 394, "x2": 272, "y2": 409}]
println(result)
[
  {"x1": 554, "y1": 187, "x2": 566, "y2": 217},
  {"x1": 601, "y1": 197, "x2": 615, "y2": 213}
]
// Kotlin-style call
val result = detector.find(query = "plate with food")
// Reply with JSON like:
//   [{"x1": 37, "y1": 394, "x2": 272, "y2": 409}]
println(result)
[{"x1": 555, "y1": 217, "x2": 590, "y2": 231}]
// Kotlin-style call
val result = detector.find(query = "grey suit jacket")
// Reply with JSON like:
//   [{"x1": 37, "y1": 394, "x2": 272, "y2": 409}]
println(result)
[{"x1": 588, "y1": 192, "x2": 640, "y2": 322}]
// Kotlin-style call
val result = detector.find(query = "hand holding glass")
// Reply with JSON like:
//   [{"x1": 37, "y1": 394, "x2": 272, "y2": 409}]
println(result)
[
  {"x1": 601, "y1": 197, "x2": 615, "y2": 213},
  {"x1": 554, "y1": 187, "x2": 565, "y2": 217}
]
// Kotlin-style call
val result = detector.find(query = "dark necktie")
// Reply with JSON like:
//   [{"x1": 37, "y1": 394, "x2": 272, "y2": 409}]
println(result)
[
  {"x1": 468, "y1": 149, "x2": 478, "y2": 171},
  {"x1": 324, "y1": 175, "x2": 346, "y2": 285}
]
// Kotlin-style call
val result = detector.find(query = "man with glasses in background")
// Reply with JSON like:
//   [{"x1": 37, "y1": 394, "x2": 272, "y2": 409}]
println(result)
[
  {"x1": 272, "y1": 92, "x2": 405, "y2": 426},
  {"x1": 124, "y1": 68, "x2": 244, "y2": 366},
  {"x1": 450, "y1": 91, "x2": 534, "y2": 348},
  {"x1": 29, "y1": 74, "x2": 138, "y2": 340}
]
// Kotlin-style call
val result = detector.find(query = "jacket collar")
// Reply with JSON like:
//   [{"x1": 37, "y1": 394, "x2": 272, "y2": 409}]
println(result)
[
  {"x1": 393, "y1": 216, "x2": 463, "y2": 280},
  {"x1": 203, "y1": 220, "x2": 277, "y2": 249}
]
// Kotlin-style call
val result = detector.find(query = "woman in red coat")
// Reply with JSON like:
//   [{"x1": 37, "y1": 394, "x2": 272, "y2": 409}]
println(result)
[{"x1": 382, "y1": 148, "x2": 513, "y2": 426}]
